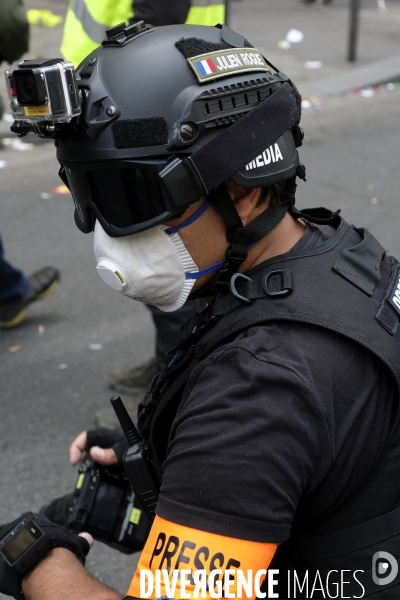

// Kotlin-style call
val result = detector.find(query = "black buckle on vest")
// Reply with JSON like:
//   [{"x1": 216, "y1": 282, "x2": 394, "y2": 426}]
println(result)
[
  {"x1": 262, "y1": 269, "x2": 293, "y2": 297},
  {"x1": 170, "y1": 307, "x2": 219, "y2": 354},
  {"x1": 229, "y1": 273, "x2": 252, "y2": 305},
  {"x1": 290, "y1": 205, "x2": 341, "y2": 225},
  {"x1": 211, "y1": 244, "x2": 248, "y2": 293}
]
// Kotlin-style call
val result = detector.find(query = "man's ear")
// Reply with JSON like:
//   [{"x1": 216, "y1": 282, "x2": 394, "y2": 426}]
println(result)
[{"x1": 225, "y1": 180, "x2": 262, "y2": 225}]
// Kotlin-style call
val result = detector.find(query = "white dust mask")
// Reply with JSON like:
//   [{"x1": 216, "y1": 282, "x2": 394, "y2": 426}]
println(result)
[{"x1": 93, "y1": 201, "x2": 224, "y2": 312}]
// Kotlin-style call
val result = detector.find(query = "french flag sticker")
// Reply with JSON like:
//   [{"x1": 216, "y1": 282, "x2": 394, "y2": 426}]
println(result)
[{"x1": 196, "y1": 58, "x2": 217, "y2": 76}]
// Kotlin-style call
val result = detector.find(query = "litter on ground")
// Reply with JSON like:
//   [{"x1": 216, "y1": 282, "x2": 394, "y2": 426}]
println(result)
[
  {"x1": 9, "y1": 345, "x2": 22, "y2": 353},
  {"x1": 286, "y1": 29, "x2": 304, "y2": 44},
  {"x1": 305, "y1": 61, "x2": 323, "y2": 69},
  {"x1": 89, "y1": 343, "x2": 103, "y2": 351},
  {"x1": 359, "y1": 88, "x2": 375, "y2": 98},
  {"x1": 301, "y1": 96, "x2": 323, "y2": 110},
  {"x1": 2, "y1": 138, "x2": 34, "y2": 151},
  {"x1": 51, "y1": 185, "x2": 70, "y2": 195},
  {"x1": 277, "y1": 40, "x2": 291, "y2": 50}
]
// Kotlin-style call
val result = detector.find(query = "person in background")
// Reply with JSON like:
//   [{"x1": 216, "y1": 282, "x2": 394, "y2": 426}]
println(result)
[
  {"x1": 61, "y1": 1, "x2": 226, "y2": 69},
  {"x1": 0, "y1": 0, "x2": 60, "y2": 329}
]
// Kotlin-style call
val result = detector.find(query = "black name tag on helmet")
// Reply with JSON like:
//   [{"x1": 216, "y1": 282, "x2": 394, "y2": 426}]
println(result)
[{"x1": 187, "y1": 48, "x2": 271, "y2": 83}]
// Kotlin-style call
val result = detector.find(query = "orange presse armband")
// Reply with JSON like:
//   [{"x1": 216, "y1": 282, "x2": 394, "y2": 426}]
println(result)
[{"x1": 127, "y1": 515, "x2": 277, "y2": 599}]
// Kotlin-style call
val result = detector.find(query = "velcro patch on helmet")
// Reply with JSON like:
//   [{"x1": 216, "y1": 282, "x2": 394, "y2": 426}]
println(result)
[
  {"x1": 188, "y1": 48, "x2": 270, "y2": 83},
  {"x1": 112, "y1": 117, "x2": 168, "y2": 149}
]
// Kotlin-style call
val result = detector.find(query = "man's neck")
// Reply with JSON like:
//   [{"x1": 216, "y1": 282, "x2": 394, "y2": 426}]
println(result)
[{"x1": 240, "y1": 213, "x2": 306, "y2": 273}]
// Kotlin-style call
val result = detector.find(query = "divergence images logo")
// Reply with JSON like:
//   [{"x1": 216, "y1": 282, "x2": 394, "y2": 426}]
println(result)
[{"x1": 372, "y1": 551, "x2": 398, "y2": 586}]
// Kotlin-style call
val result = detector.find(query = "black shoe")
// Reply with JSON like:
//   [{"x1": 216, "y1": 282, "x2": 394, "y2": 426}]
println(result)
[
  {"x1": 0, "y1": 266, "x2": 60, "y2": 328},
  {"x1": 109, "y1": 358, "x2": 155, "y2": 394}
]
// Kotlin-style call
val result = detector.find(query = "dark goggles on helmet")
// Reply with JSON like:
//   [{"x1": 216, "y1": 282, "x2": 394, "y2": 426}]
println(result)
[{"x1": 58, "y1": 157, "x2": 201, "y2": 237}]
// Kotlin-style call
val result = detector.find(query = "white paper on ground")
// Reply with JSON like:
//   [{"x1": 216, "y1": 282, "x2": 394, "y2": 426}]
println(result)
[
  {"x1": 305, "y1": 61, "x2": 323, "y2": 69},
  {"x1": 286, "y1": 29, "x2": 304, "y2": 44}
]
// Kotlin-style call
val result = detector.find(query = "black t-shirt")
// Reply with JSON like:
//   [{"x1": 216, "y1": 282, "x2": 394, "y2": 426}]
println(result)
[{"x1": 157, "y1": 223, "x2": 397, "y2": 543}]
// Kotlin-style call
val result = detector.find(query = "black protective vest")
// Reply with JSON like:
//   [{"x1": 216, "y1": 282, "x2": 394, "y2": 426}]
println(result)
[{"x1": 138, "y1": 213, "x2": 400, "y2": 599}]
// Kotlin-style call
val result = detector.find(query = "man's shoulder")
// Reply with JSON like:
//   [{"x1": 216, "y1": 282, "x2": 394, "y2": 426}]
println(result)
[
  {"x1": 198, "y1": 319, "x2": 374, "y2": 378},
  {"x1": 185, "y1": 319, "x2": 395, "y2": 425}
]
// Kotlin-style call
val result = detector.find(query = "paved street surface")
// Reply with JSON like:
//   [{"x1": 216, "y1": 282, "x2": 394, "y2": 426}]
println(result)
[{"x1": 1, "y1": 0, "x2": 400, "y2": 596}]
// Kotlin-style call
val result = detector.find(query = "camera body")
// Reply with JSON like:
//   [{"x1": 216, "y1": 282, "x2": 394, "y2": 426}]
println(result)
[
  {"x1": 43, "y1": 459, "x2": 151, "y2": 554},
  {"x1": 5, "y1": 58, "x2": 80, "y2": 124}
]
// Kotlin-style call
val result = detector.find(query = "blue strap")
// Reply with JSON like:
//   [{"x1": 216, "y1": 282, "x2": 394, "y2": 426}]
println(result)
[
  {"x1": 165, "y1": 196, "x2": 259, "y2": 281},
  {"x1": 164, "y1": 200, "x2": 210, "y2": 235},
  {"x1": 185, "y1": 260, "x2": 226, "y2": 280},
  {"x1": 184, "y1": 242, "x2": 259, "y2": 280}
]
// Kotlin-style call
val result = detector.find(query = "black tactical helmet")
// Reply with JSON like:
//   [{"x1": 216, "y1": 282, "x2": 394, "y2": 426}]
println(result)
[{"x1": 57, "y1": 22, "x2": 304, "y2": 242}]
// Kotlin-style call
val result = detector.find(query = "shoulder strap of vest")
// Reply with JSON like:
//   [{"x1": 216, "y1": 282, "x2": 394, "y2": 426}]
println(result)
[
  {"x1": 291, "y1": 505, "x2": 400, "y2": 565},
  {"x1": 193, "y1": 218, "x2": 400, "y2": 392},
  {"x1": 209, "y1": 222, "x2": 386, "y2": 318}
]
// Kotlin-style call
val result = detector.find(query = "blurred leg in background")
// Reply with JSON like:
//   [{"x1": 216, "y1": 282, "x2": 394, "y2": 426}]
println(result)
[
  {"x1": 0, "y1": 235, "x2": 29, "y2": 306},
  {"x1": 0, "y1": 236, "x2": 60, "y2": 328}
]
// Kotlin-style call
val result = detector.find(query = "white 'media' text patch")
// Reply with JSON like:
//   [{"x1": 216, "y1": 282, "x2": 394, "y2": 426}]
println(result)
[
  {"x1": 388, "y1": 267, "x2": 400, "y2": 314},
  {"x1": 245, "y1": 143, "x2": 284, "y2": 170},
  {"x1": 188, "y1": 48, "x2": 270, "y2": 83}
]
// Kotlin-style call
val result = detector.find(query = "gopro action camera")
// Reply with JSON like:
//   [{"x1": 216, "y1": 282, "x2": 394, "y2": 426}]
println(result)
[{"x1": 5, "y1": 59, "x2": 80, "y2": 124}]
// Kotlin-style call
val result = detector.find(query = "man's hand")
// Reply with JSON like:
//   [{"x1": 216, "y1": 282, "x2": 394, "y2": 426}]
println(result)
[
  {"x1": 0, "y1": 513, "x2": 91, "y2": 599},
  {"x1": 22, "y1": 547, "x2": 121, "y2": 600},
  {"x1": 69, "y1": 427, "x2": 127, "y2": 466}
]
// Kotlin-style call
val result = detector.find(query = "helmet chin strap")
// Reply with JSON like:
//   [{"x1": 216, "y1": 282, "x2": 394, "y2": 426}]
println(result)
[{"x1": 190, "y1": 178, "x2": 298, "y2": 299}]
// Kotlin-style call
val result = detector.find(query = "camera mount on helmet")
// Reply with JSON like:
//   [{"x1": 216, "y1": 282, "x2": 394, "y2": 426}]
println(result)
[{"x1": 102, "y1": 20, "x2": 154, "y2": 47}]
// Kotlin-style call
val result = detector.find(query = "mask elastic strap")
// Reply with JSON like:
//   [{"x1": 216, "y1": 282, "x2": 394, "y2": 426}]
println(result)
[
  {"x1": 185, "y1": 239, "x2": 259, "y2": 281},
  {"x1": 185, "y1": 260, "x2": 225, "y2": 280},
  {"x1": 164, "y1": 200, "x2": 210, "y2": 236}
]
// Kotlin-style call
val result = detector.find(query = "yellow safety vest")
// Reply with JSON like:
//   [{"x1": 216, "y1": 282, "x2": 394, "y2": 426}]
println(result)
[
  {"x1": 186, "y1": 0, "x2": 225, "y2": 27},
  {"x1": 61, "y1": 0, "x2": 225, "y2": 67}
]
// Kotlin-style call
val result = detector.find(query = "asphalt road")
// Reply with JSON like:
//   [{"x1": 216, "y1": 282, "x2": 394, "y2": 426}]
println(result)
[{"x1": 1, "y1": 0, "x2": 400, "y2": 596}]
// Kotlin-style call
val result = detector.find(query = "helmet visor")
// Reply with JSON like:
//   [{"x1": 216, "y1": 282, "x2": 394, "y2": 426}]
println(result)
[{"x1": 59, "y1": 158, "x2": 187, "y2": 237}]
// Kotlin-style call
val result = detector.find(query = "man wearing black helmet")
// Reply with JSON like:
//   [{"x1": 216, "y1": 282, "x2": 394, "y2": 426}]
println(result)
[
  {"x1": 60, "y1": 0, "x2": 227, "y2": 398},
  {"x1": 2, "y1": 21, "x2": 400, "y2": 600}
]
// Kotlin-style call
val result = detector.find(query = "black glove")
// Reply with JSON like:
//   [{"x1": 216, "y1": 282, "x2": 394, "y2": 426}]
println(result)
[
  {"x1": 0, "y1": 512, "x2": 90, "y2": 599},
  {"x1": 86, "y1": 426, "x2": 128, "y2": 463}
]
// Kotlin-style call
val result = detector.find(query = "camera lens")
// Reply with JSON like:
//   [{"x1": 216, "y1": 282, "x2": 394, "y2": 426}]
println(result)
[
  {"x1": 14, "y1": 68, "x2": 46, "y2": 106},
  {"x1": 21, "y1": 76, "x2": 36, "y2": 101}
]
